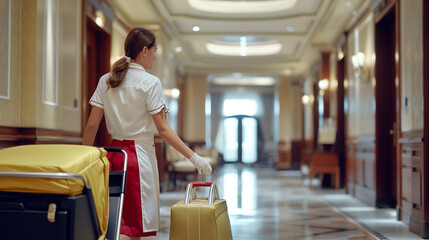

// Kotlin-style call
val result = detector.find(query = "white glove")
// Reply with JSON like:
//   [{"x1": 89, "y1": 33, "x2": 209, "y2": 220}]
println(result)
[{"x1": 189, "y1": 153, "x2": 212, "y2": 174}]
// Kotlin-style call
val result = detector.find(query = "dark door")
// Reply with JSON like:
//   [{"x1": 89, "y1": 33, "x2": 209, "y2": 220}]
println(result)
[
  {"x1": 337, "y1": 56, "x2": 346, "y2": 187},
  {"x1": 374, "y1": 7, "x2": 397, "y2": 208},
  {"x1": 83, "y1": 17, "x2": 112, "y2": 147}
]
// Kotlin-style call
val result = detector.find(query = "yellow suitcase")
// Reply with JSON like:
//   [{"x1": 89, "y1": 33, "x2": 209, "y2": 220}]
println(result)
[{"x1": 169, "y1": 182, "x2": 233, "y2": 240}]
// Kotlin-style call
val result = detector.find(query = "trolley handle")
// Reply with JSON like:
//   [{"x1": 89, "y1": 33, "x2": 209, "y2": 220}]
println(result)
[
  {"x1": 103, "y1": 147, "x2": 123, "y2": 153},
  {"x1": 184, "y1": 182, "x2": 219, "y2": 205},
  {"x1": 191, "y1": 182, "x2": 213, "y2": 187},
  {"x1": 103, "y1": 147, "x2": 128, "y2": 173}
]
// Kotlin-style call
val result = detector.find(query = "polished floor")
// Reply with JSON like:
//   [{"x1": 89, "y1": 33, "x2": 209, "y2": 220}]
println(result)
[{"x1": 152, "y1": 164, "x2": 421, "y2": 240}]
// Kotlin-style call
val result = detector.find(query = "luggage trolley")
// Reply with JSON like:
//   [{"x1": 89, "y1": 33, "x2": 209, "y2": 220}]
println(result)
[{"x1": 0, "y1": 144, "x2": 128, "y2": 240}]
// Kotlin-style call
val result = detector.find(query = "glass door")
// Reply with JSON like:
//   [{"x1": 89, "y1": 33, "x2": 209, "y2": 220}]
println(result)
[
  {"x1": 223, "y1": 117, "x2": 239, "y2": 162},
  {"x1": 223, "y1": 115, "x2": 258, "y2": 164},
  {"x1": 242, "y1": 117, "x2": 257, "y2": 163}
]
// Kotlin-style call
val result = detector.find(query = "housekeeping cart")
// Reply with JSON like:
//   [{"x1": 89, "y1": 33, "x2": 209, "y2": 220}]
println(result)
[
  {"x1": 169, "y1": 181, "x2": 233, "y2": 240},
  {"x1": 0, "y1": 144, "x2": 128, "y2": 240}
]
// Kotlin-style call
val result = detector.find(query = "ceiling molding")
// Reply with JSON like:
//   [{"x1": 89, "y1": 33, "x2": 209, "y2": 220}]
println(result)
[{"x1": 109, "y1": 0, "x2": 366, "y2": 79}]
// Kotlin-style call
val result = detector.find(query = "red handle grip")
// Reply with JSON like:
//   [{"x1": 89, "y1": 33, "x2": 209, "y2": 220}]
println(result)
[{"x1": 191, "y1": 182, "x2": 213, "y2": 187}]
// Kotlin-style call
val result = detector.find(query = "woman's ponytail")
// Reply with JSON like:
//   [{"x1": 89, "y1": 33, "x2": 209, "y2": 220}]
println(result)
[
  {"x1": 108, "y1": 56, "x2": 130, "y2": 88},
  {"x1": 108, "y1": 28, "x2": 156, "y2": 88}
]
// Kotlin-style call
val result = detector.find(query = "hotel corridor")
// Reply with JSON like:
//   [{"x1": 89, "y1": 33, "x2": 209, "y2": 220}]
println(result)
[{"x1": 155, "y1": 164, "x2": 421, "y2": 240}]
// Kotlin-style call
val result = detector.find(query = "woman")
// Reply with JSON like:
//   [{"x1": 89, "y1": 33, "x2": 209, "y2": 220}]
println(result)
[{"x1": 83, "y1": 27, "x2": 212, "y2": 240}]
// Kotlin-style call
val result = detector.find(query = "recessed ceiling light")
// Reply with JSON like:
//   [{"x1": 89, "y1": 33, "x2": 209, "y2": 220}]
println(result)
[
  {"x1": 213, "y1": 76, "x2": 276, "y2": 86},
  {"x1": 188, "y1": 0, "x2": 297, "y2": 14},
  {"x1": 206, "y1": 42, "x2": 282, "y2": 56},
  {"x1": 286, "y1": 26, "x2": 295, "y2": 32},
  {"x1": 175, "y1": 46, "x2": 183, "y2": 53},
  {"x1": 283, "y1": 68, "x2": 292, "y2": 75},
  {"x1": 192, "y1": 26, "x2": 200, "y2": 32}
]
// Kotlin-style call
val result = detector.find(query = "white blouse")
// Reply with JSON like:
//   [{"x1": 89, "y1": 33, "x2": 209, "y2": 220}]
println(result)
[{"x1": 90, "y1": 63, "x2": 167, "y2": 141}]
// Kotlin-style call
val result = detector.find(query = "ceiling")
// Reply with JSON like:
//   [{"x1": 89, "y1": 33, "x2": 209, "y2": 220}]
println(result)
[{"x1": 107, "y1": 0, "x2": 370, "y2": 81}]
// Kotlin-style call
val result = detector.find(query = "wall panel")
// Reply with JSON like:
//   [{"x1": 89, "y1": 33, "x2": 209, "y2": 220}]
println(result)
[
  {"x1": 346, "y1": 136, "x2": 375, "y2": 206},
  {"x1": 400, "y1": 132, "x2": 423, "y2": 228},
  {"x1": 400, "y1": 0, "x2": 424, "y2": 132},
  {"x1": 59, "y1": 0, "x2": 81, "y2": 132},
  {"x1": 0, "y1": 0, "x2": 10, "y2": 99},
  {"x1": 0, "y1": 0, "x2": 20, "y2": 126}
]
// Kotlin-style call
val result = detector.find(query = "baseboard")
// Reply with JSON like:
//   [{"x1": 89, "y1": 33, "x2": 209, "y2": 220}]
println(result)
[
  {"x1": 376, "y1": 197, "x2": 396, "y2": 208},
  {"x1": 409, "y1": 215, "x2": 429, "y2": 238}
]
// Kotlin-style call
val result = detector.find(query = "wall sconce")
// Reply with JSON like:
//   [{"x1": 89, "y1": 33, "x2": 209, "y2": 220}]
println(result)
[
  {"x1": 302, "y1": 94, "x2": 310, "y2": 105},
  {"x1": 95, "y1": 11, "x2": 105, "y2": 28},
  {"x1": 318, "y1": 78, "x2": 329, "y2": 96},
  {"x1": 301, "y1": 94, "x2": 314, "y2": 106},
  {"x1": 164, "y1": 88, "x2": 181, "y2": 99},
  {"x1": 351, "y1": 51, "x2": 370, "y2": 82}
]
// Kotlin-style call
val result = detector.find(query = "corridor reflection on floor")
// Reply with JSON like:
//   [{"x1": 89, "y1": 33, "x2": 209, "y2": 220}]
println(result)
[{"x1": 153, "y1": 164, "x2": 421, "y2": 240}]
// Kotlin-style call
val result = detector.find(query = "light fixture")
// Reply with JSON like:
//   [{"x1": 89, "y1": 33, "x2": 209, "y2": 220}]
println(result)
[
  {"x1": 283, "y1": 68, "x2": 292, "y2": 76},
  {"x1": 351, "y1": 52, "x2": 365, "y2": 69},
  {"x1": 337, "y1": 47, "x2": 344, "y2": 60},
  {"x1": 301, "y1": 95, "x2": 310, "y2": 105},
  {"x1": 171, "y1": 88, "x2": 180, "y2": 98},
  {"x1": 187, "y1": 0, "x2": 297, "y2": 14},
  {"x1": 212, "y1": 76, "x2": 275, "y2": 86},
  {"x1": 318, "y1": 78, "x2": 329, "y2": 96},
  {"x1": 95, "y1": 11, "x2": 105, "y2": 28},
  {"x1": 164, "y1": 88, "x2": 181, "y2": 99},
  {"x1": 192, "y1": 26, "x2": 200, "y2": 32},
  {"x1": 286, "y1": 26, "x2": 295, "y2": 32},
  {"x1": 175, "y1": 46, "x2": 183, "y2": 53},
  {"x1": 318, "y1": 78, "x2": 329, "y2": 90},
  {"x1": 206, "y1": 42, "x2": 282, "y2": 56},
  {"x1": 351, "y1": 51, "x2": 370, "y2": 82}
]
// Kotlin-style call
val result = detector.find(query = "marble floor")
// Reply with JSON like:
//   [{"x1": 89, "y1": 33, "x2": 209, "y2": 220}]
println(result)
[{"x1": 151, "y1": 164, "x2": 421, "y2": 240}]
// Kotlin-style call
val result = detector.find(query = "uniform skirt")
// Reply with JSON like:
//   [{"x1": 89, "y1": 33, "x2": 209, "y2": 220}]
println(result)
[{"x1": 107, "y1": 139, "x2": 157, "y2": 237}]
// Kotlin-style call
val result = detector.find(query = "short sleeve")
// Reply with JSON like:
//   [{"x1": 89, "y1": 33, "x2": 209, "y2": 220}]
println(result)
[
  {"x1": 147, "y1": 79, "x2": 168, "y2": 115},
  {"x1": 89, "y1": 74, "x2": 109, "y2": 109}
]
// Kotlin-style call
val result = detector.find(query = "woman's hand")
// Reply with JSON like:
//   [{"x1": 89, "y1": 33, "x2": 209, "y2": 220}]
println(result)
[{"x1": 189, "y1": 153, "x2": 212, "y2": 174}]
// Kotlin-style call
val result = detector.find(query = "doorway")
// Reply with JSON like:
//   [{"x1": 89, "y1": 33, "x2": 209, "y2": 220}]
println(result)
[
  {"x1": 218, "y1": 95, "x2": 263, "y2": 164},
  {"x1": 223, "y1": 115, "x2": 259, "y2": 164},
  {"x1": 82, "y1": 16, "x2": 111, "y2": 146},
  {"x1": 374, "y1": 6, "x2": 397, "y2": 208}
]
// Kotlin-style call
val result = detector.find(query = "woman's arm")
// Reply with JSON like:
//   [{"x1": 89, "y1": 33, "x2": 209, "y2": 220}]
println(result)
[
  {"x1": 152, "y1": 108, "x2": 194, "y2": 158},
  {"x1": 152, "y1": 108, "x2": 212, "y2": 174},
  {"x1": 82, "y1": 106, "x2": 104, "y2": 145}
]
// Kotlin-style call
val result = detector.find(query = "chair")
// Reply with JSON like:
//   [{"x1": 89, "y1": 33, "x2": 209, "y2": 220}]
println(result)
[
  {"x1": 308, "y1": 152, "x2": 340, "y2": 189},
  {"x1": 165, "y1": 145, "x2": 198, "y2": 188},
  {"x1": 194, "y1": 146, "x2": 219, "y2": 169}
]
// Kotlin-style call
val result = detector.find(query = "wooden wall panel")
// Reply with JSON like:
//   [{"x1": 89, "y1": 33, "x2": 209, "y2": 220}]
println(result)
[
  {"x1": 412, "y1": 171, "x2": 422, "y2": 205},
  {"x1": 402, "y1": 167, "x2": 412, "y2": 202},
  {"x1": 0, "y1": 126, "x2": 81, "y2": 149},
  {"x1": 355, "y1": 158, "x2": 364, "y2": 185},
  {"x1": 346, "y1": 140, "x2": 356, "y2": 195},
  {"x1": 364, "y1": 159, "x2": 375, "y2": 189},
  {"x1": 399, "y1": 130, "x2": 423, "y2": 230},
  {"x1": 346, "y1": 136, "x2": 376, "y2": 205}
]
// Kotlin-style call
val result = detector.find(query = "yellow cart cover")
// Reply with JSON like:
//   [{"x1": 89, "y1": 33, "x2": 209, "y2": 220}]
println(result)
[{"x1": 0, "y1": 144, "x2": 110, "y2": 240}]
